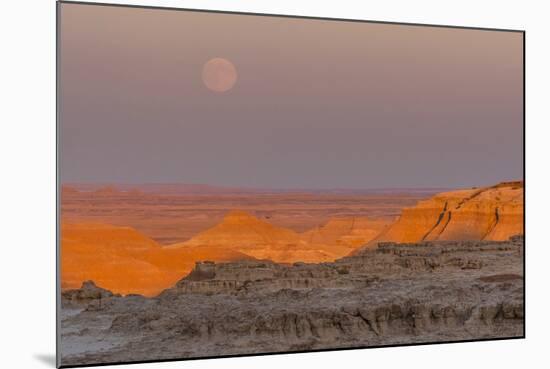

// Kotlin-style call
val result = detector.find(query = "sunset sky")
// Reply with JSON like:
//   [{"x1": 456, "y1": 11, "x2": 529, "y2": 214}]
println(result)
[{"x1": 59, "y1": 3, "x2": 523, "y2": 189}]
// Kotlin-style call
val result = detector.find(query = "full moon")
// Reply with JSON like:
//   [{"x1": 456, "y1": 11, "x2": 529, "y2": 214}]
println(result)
[{"x1": 202, "y1": 58, "x2": 238, "y2": 92}]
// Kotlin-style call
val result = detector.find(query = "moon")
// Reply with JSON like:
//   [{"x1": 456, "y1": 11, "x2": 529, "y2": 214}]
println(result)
[{"x1": 202, "y1": 58, "x2": 238, "y2": 92}]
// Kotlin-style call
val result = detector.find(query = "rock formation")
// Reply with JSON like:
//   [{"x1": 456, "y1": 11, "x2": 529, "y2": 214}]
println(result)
[
  {"x1": 61, "y1": 222, "x2": 254, "y2": 296},
  {"x1": 60, "y1": 236, "x2": 523, "y2": 366},
  {"x1": 62, "y1": 280, "x2": 120, "y2": 308},
  {"x1": 301, "y1": 217, "x2": 391, "y2": 250},
  {"x1": 61, "y1": 181, "x2": 523, "y2": 297},
  {"x1": 361, "y1": 181, "x2": 523, "y2": 250},
  {"x1": 60, "y1": 214, "x2": 391, "y2": 296},
  {"x1": 178, "y1": 210, "x2": 352, "y2": 263},
  {"x1": 181, "y1": 210, "x2": 303, "y2": 249}
]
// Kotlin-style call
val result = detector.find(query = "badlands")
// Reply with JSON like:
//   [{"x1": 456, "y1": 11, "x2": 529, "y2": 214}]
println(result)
[
  {"x1": 59, "y1": 181, "x2": 523, "y2": 366},
  {"x1": 60, "y1": 235, "x2": 524, "y2": 365},
  {"x1": 60, "y1": 181, "x2": 523, "y2": 296}
]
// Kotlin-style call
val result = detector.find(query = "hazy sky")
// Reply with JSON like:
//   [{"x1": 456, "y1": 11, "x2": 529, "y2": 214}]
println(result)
[{"x1": 59, "y1": 3, "x2": 523, "y2": 189}]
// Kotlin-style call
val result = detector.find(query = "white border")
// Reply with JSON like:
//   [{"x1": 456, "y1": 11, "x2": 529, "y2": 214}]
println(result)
[{"x1": 2, "y1": 1, "x2": 549, "y2": 368}]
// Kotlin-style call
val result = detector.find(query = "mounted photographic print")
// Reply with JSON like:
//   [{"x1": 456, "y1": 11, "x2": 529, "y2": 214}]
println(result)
[{"x1": 57, "y1": 1, "x2": 525, "y2": 367}]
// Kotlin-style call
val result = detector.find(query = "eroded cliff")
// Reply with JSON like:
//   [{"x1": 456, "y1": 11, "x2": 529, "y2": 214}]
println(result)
[
  {"x1": 60, "y1": 236, "x2": 523, "y2": 366},
  {"x1": 363, "y1": 181, "x2": 523, "y2": 249}
]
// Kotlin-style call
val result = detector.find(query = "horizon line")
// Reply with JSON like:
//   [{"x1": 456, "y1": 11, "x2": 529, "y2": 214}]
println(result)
[{"x1": 60, "y1": 179, "x2": 524, "y2": 193}]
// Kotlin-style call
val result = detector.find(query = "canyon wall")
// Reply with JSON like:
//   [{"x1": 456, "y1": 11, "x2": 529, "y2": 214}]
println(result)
[{"x1": 362, "y1": 181, "x2": 523, "y2": 250}]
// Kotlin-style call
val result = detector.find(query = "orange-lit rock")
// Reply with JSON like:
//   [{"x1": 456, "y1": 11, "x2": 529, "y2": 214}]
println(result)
[
  {"x1": 362, "y1": 181, "x2": 523, "y2": 249},
  {"x1": 61, "y1": 222, "x2": 252, "y2": 296},
  {"x1": 301, "y1": 217, "x2": 391, "y2": 249},
  {"x1": 179, "y1": 210, "x2": 350, "y2": 263},
  {"x1": 181, "y1": 210, "x2": 301, "y2": 247},
  {"x1": 61, "y1": 182, "x2": 523, "y2": 296}
]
